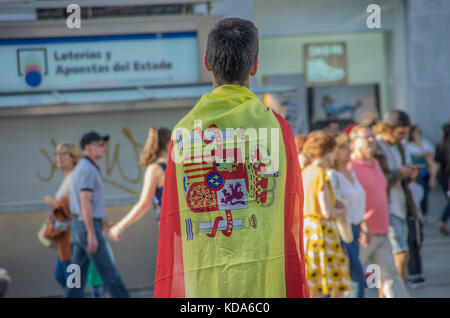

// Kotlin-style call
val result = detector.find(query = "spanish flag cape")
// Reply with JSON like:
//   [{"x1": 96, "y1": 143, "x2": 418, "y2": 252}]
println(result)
[{"x1": 155, "y1": 84, "x2": 309, "y2": 298}]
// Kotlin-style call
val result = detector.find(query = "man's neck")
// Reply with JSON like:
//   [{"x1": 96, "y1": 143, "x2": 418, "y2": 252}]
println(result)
[
  {"x1": 84, "y1": 153, "x2": 99, "y2": 165},
  {"x1": 212, "y1": 77, "x2": 249, "y2": 89}
]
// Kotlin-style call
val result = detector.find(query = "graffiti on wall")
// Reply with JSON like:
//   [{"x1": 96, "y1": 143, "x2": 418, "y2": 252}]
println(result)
[{"x1": 36, "y1": 127, "x2": 143, "y2": 197}]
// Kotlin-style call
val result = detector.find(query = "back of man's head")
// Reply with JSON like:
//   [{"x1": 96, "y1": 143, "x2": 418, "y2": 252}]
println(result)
[{"x1": 206, "y1": 18, "x2": 259, "y2": 86}]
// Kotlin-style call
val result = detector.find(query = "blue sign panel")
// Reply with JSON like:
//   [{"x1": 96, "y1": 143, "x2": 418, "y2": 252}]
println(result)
[{"x1": 0, "y1": 32, "x2": 199, "y2": 92}]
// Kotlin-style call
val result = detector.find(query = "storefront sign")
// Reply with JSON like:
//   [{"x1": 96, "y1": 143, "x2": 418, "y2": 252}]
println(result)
[
  {"x1": 0, "y1": 32, "x2": 199, "y2": 93},
  {"x1": 304, "y1": 42, "x2": 347, "y2": 86}
]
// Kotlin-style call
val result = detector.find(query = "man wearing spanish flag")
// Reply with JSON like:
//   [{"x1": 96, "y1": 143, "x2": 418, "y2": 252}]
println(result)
[{"x1": 155, "y1": 17, "x2": 309, "y2": 298}]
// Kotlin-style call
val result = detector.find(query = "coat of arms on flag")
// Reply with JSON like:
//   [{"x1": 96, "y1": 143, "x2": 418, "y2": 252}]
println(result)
[{"x1": 180, "y1": 124, "x2": 278, "y2": 240}]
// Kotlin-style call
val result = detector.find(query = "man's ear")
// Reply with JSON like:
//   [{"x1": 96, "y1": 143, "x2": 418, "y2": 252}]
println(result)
[
  {"x1": 204, "y1": 55, "x2": 212, "y2": 72},
  {"x1": 249, "y1": 59, "x2": 258, "y2": 76}
]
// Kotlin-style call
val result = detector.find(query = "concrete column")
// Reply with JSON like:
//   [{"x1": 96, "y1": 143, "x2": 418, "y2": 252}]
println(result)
[{"x1": 407, "y1": 0, "x2": 450, "y2": 144}]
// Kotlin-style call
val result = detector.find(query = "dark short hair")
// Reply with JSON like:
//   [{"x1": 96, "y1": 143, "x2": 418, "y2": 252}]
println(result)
[{"x1": 206, "y1": 18, "x2": 259, "y2": 85}]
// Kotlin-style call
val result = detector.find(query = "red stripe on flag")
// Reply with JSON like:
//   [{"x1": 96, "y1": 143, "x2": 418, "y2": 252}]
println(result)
[
  {"x1": 183, "y1": 167, "x2": 213, "y2": 174},
  {"x1": 155, "y1": 140, "x2": 185, "y2": 297},
  {"x1": 273, "y1": 110, "x2": 310, "y2": 298}
]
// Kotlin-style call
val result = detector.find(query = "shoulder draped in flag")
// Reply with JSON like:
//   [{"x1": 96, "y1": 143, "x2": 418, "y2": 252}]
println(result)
[{"x1": 155, "y1": 84, "x2": 309, "y2": 298}]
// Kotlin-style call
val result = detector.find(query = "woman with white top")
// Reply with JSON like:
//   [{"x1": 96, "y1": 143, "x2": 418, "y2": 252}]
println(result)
[
  {"x1": 43, "y1": 142, "x2": 82, "y2": 291},
  {"x1": 327, "y1": 133, "x2": 367, "y2": 298},
  {"x1": 405, "y1": 125, "x2": 438, "y2": 221}
]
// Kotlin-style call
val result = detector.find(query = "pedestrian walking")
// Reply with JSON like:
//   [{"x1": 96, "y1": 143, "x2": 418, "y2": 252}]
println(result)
[
  {"x1": 349, "y1": 125, "x2": 410, "y2": 298},
  {"x1": 42, "y1": 142, "x2": 81, "y2": 292},
  {"x1": 64, "y1": 131, "x2": 130, "y2": 298},
  {"x1": 108, "y1": 126, "x2": 171, "y2": 241},
  {"x1": 327, "y1": 133, "x2": 366, "y2": 298}
]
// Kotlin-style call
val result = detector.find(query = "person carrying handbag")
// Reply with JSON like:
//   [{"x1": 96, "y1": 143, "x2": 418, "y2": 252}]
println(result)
[
  {"x1": 327, "y1": 133, "x2": 366, "y2": 298},
  {"x1": 44, "y1": 197, "x2": 73, "y2": 266},
  {"x1": 41, "y1": 142, "x2": 81, "y2": 292},
  {"x1": 301, "y1": 130, "x2": 352, "y2": 298}
]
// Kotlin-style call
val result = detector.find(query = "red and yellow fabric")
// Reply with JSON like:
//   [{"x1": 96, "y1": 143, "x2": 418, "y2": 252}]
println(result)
[{"x1": 155, "y1": 84, "x2": 309, "y2": 298}]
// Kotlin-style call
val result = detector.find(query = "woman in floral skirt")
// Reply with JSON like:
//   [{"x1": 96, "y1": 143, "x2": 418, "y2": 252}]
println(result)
[{"x1": 301, "y1": 130, "x2": 352, "y2": 298}]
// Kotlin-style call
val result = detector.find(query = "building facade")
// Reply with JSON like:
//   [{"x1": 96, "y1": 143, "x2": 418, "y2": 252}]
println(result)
[{"x1": 0, "y1": 0, "x2": 448, "y2": 297}]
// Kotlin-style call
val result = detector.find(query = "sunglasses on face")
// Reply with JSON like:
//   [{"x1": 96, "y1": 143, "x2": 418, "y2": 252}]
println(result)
[{"x1": 90, "y1": 140, "x2": 106, "y2": 147}]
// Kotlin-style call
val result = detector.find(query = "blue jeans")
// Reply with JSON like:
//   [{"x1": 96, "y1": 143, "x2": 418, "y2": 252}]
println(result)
[
  {"x1": 55, "y1": 255, "x2": 86, "y2": 297},
  {"x1": 343, "y1": 225, "x2": 365, "y2": 298},
  {"x1": 91, "y1": 285, "x2": 107, "y2": 298},
  {"x1": 54, "y1": 256, "x2": 71, "y2": 290},
  {"x1": 64, "y1": 219, "x2": 130, "y2": 298}
]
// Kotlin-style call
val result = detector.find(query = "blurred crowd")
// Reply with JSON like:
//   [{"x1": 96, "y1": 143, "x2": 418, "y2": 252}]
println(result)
[
  {"x1": 31, "y1": 106, "x2": 450, "y2": 299},
  {"x1": 296, "y1": 110, "x2": 450, "y2": 297}
]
